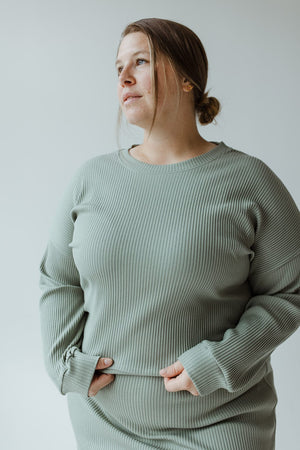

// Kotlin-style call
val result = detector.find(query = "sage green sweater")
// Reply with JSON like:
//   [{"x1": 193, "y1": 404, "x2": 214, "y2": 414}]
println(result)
[{"x1": 39, "y1": 141, "x2": 300, "y2": 403}]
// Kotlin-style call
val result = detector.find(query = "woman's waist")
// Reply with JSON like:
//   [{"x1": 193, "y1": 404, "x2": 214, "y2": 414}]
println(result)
[
  {"x1": 81, "y1": 343, "x2": 187, "y2": 377},
  {"x1": 87, "y1": 370, "x2": 276, "y2": 433},
  {"x1": 81, "y1": 325, "x2": 224, "y2": 376}
]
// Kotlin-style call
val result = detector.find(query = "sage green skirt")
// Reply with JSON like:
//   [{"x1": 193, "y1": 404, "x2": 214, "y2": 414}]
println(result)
[{"x1": 67, "y1": 371, "x2": 277, "y2": 449}]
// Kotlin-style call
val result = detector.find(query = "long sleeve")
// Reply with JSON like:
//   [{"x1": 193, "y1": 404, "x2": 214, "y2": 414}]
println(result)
[
  {"x1": 39, "y1": 166, "x2": 99, "y2": 396},
  {"x1": 178, "y1": 160, "x2": 300, "y2": 396}
]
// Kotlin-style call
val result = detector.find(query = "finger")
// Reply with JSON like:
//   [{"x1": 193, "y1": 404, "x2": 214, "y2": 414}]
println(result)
[
  {"x1": 164, "y1": 371, "x2": 199, "y2": 396},
  {"x1": 95, "y1": 357, "x2": 114, "y2": 370},
  {"x1": 160, "y1": 360, "x2": 184, "y2": 378},
  {"x1": 188, "y1": 385, "x2": 200, "y2": 396},
  {"x1": 163, "y1": 374, "x2": 182, "y2": 392},
  {"x1": 88, "y1": 373, "x2": 115, "y2": 397},
  {"x1": 181, "y1": 370, "x2": 199, "y2": 396}
]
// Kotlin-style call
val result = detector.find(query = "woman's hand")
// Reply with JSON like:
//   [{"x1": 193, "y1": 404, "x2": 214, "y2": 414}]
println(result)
[
  {"x1": 88, "y1": 357, "x2": 115, "y2": 397},
  {"x1": 160, "y1": 360, "x2": 199, "y2": 396}
]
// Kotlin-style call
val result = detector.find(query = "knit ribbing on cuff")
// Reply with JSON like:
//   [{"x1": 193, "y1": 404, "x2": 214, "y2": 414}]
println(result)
[
  {"x1": 178, "y1": 343, "x2": 225, "y2": 396},
  {"x1": 61, "y1": 349, "x2": 100, "y2": 396}
]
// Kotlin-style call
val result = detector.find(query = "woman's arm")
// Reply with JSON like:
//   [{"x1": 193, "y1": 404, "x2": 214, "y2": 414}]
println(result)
[
  {"x1": 39, "y1": 165, "x2": 113, "y2": 396},
  {"x1": 162, "y1": 160, "x2": 300, "y2": 396},
  {"x1": 39, "y1": 240, "x2": 99, "y2": 395}
]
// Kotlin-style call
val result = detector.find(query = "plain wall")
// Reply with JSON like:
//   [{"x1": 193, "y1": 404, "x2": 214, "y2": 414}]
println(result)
[{"x1": 0, "y1": 0, "x2": 299, "y2": 448}]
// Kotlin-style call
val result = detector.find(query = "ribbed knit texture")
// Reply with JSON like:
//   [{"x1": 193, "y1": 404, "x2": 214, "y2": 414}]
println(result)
[{"x1": 39, "y1": 141, "x2": 300, "y2": 449}]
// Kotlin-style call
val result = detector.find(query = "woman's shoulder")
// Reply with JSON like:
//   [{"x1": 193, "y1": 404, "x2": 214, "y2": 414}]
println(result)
[
  {"x1": 223, "y1": 142, "x2": 270, "y2": 169},
  {"x1": 60, "y1": 149, "x2": 121, "y2": 198},
  {"x1": 223, "y1": 142, "x2": 284, "y2": 186},
  {"x1": 68, "y1": 149, "x2": 120, "y2": 182},
  {"x1": 222, "y1": 142, "x2": 298, "y2": 211},
  {"x1": 77, "y1": 149, "x2": 120, "y2": 172}
]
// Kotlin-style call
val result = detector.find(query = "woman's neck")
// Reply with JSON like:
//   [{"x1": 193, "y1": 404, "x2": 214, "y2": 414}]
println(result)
[{"x1": 131, "y1": 126, "x2": 216, "y2": 165}]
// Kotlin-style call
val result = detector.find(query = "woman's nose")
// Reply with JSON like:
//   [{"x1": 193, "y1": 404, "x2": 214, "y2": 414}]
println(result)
[{"x1": 119, "y1": 66, "x2": 135, "y2": 87}]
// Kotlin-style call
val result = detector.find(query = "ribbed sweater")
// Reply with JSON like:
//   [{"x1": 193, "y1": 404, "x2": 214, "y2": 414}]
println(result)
[{"x1": 39, "y1": 141, "x2": 300, "y2": 407}]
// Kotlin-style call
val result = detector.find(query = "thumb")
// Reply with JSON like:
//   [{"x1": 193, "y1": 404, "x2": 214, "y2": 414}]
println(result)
[
  {"x1": 88, "y1": 372, "x2": 115, "y2": 397},
  {"x1": 160, "y1": 360, "x2": 184, "y2": 378},
  {"x1": 95, "y1": 357, "x2": 114, "y2": 370}
]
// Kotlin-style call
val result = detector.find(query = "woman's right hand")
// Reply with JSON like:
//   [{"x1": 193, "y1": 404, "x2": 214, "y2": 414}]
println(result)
[{"x1": 88, "y1": 357, "x2": 115, "y2": 397}]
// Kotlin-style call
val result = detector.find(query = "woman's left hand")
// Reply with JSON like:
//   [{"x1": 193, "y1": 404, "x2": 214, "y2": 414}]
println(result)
[{"x1": 159, "y1": 360, "x2": 199, "y2": 396}]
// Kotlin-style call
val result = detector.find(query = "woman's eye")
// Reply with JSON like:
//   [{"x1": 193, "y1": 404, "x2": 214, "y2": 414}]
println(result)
[
  {"x1": 116, "y1": 59, "x2": 147, "y2": 76},
  {"x1": 137, "y1": 58, "x2": 147, "y2": 65}
]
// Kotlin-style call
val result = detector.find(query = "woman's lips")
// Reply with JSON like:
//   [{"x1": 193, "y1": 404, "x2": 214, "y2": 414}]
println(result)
[{"x1": 124, "y1": 96, "x2": 142, "y2": 104}]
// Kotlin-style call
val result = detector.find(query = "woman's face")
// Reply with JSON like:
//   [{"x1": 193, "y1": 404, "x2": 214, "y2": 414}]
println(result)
[{"x1": 116, "y1": 31, "x2": 181, "y2": 129}]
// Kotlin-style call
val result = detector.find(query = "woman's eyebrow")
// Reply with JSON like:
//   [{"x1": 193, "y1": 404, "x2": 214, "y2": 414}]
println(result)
[{"x1": 115, "y1": 50, "x2": 150, "y2": 66}]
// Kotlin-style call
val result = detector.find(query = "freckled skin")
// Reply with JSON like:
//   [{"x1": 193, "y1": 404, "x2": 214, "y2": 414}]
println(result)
[{"x1": 116, "y1": 32, "x2": 184, "y2": 130}]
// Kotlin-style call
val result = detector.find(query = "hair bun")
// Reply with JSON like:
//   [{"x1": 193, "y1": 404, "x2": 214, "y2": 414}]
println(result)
[{"x1": 196, "y1": 93, "x2": 221, "y2": 125}]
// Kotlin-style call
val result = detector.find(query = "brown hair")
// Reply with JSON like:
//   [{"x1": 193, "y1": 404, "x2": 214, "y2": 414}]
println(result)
[{"x1": 116, "y1": 18, "x2": 221, "y2": 138}]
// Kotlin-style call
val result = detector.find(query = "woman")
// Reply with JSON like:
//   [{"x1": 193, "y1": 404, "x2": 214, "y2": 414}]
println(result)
[{"x1": 39, "y1": 18, "x2": 300, "y2": 449}]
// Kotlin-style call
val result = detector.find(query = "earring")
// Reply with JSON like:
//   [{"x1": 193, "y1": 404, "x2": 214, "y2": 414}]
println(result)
[{"x1": 183, "y1": 84, "x2": 194, "y2": 92}]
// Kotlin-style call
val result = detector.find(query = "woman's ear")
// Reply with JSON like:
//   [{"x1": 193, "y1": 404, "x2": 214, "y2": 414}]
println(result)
[{"x1": 182, "y1": 79, "x2": 194, "y2": 92}]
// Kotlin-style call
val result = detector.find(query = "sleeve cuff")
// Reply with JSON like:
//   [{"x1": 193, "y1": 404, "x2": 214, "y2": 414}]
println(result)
[
  {"x1": 178, "y1": 342, "x2": 225, "y2": 396},
  {"x1": 61, "y1": 349, "x2": 100, "y2": 396}
]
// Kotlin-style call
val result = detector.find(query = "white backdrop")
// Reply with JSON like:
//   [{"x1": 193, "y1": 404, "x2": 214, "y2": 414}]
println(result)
[{"x1": 0, "y1": 0, "x2": 299, "y2": 449}]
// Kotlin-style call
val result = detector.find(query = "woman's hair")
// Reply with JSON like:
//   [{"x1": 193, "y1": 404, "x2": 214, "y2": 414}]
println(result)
[{"x1": 116, "y1": 18, "x2": 221, "y2": 138}]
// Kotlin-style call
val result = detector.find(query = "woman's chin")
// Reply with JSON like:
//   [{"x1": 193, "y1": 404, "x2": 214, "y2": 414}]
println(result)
[{"x1": 125, "y1": 115, "x2": 150, "y2": 129}]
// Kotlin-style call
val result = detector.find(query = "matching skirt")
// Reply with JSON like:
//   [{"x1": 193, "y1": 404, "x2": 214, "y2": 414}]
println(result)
[{"x1": 67, "y1": 371, "x2": 277, "y2": 450}]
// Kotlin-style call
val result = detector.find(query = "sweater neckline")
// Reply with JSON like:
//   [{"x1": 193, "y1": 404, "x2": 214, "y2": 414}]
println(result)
[{"x1": 118, "y1": 141, "x2": 228, "y2": 172}]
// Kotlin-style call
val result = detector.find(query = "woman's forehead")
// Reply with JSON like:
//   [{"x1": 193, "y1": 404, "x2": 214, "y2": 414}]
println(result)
[
  {"x1": 117, "y1": 32, "x2": 150, "y2": 59},
  {"x1": 116, "y1": 31, "x2": 172, "y2": 74}
]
